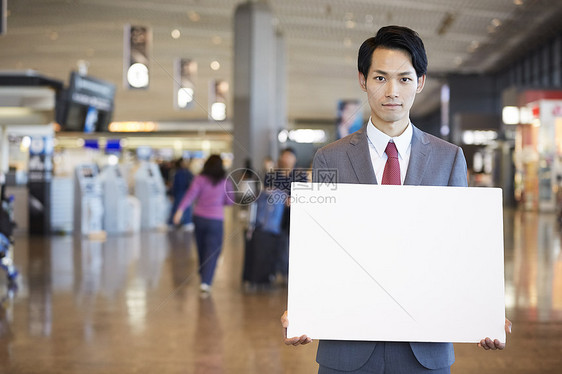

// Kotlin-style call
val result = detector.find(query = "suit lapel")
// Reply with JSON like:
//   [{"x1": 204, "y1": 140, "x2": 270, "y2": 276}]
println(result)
[
  {"x1": 346, "y1": 126, "x2": 377, "y2": 184},
  {"x1": 404, "y1": 126, "x2": 431, "y2": 185}
]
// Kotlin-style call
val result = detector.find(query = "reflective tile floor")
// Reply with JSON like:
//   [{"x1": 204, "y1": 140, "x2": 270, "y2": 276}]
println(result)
[{"x1": 0, "y1": 207, "x2": 561, "y2": 373}]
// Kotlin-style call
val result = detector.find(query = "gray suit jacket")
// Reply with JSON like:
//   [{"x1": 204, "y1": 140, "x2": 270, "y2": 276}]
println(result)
[{"x1": 312, "y1": 124, "x2": 468, "y2": 371}]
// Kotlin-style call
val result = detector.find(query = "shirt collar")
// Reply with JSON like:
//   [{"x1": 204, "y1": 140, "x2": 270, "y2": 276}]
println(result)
[{"x1": 366, "y1": 118, "x2": 413, "y2": 159}]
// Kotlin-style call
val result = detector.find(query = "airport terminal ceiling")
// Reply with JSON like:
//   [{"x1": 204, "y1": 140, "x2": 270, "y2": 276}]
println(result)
[{"x1": 1, "y1": 0, "x2": 562, "y2": 123}]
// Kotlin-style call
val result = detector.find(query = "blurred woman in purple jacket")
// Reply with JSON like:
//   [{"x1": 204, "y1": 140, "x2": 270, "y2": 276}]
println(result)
[{"x1": 173, "y1": 155, "x2": 233, "y2": 293}]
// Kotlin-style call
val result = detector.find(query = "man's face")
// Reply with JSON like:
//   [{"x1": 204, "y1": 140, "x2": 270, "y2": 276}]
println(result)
[
  {"x1": 359, "y1": 47, "x2": 425, "y2": 133},
  {"x1": 278, "y1": 151, "x2": 296, "y2": 170}
]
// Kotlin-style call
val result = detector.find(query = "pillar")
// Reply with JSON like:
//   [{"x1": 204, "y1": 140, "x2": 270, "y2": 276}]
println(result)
[{"x1": 233, "y1": 1, "x2": 284, "y2": 172}]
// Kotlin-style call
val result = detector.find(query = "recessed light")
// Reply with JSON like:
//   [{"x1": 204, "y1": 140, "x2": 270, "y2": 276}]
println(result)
[
  {"x1": 127, "y1": 63, "x2": 149, "y2": 88},
  {"x1": 188, "y1": 11, "x2": 200, "y2": 22},
  {"x1": 210, "y1": 60, "x2": 220, "y2": 71},
  {"x1": 467, "y1": 40, "x2": 480, "y2": 52}
]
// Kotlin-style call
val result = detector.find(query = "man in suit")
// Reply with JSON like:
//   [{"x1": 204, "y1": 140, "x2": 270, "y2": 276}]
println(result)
[{"x1": 282, "y1": 25, "x2": 511, "y2": 373}]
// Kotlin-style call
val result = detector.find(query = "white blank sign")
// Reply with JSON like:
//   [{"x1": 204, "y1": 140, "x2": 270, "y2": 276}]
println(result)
[{"x1": 287, "y1": 183, "x2": 505, "y2": 343}]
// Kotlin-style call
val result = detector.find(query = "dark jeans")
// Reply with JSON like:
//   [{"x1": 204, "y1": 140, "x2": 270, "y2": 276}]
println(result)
[{"x1": 193, "y1": 215, "x2": 224, "y2": 285}]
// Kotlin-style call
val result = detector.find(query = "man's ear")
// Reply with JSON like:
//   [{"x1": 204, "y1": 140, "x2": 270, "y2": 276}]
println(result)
[
  {"x1": 358, "y1": 72, "x2": 367, "y2": 92},
  {"x1": 416, "y1": 75, "x2": 426, "y2": 93}
]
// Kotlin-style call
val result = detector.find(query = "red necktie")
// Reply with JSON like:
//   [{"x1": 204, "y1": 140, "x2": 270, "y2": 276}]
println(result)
[{"x1": 381, "y1": 141, "x2": 401, "y2": 185}]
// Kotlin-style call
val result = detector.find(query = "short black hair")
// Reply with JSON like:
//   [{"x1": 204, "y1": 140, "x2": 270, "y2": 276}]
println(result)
[{"x1": 358, "y1": 25, "x2": 428, "y2": 79}]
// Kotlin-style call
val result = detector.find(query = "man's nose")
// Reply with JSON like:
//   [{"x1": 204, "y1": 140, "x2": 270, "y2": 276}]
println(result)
[{"x1": 385, "y1": 80, "x2": 399, "y2": 98}]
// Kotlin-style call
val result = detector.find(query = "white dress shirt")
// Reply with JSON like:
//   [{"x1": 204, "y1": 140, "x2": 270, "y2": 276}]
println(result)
[{"x1": 365, "y1": 118, "x2": 413, "y2": 185}]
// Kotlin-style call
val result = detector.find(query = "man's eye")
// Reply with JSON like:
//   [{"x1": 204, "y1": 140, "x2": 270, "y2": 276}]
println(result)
[
  {"x1": 374, "y1": 76, "x2": 385, "y2": 81},
  {"x1": 401, "y1": 77, "x2": 412, "y2": 82}
]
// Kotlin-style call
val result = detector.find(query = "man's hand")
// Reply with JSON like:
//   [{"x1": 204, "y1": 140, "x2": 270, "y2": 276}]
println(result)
[
  {"x1": 281, "y1": 311, "x2": 312, "y2": 346},
  {"x1": 478, "y1": 318, "x2": 512, "y2": 350}
]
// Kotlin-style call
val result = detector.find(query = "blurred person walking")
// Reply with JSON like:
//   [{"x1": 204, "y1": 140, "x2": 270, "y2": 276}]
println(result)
[
  {"x1": 264, "y1": 148, "x2": 308, "y2": 283},
  {"x1": 173, "y1": 155, "x2": 233, "y2": 293},
  {"x1": 169, "y1": 157, "x2": 194, "y2": 229}
]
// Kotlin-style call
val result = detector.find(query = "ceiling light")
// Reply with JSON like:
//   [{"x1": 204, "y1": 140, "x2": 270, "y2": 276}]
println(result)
[
  {"x1": 491, "y1": 18, "x2": 502, "y2": 27},
  {"x1": 202, "y1": 140, "x2": 211, "y2": 152},
  {"x1": 514, "y1": 0, "x2": 523, "y2": 5},
  {"x1": 467, "y1": 40, "x2": 480, "y2": 53},
  {"x1": 210, "y1": 60, "x2": 220, "y2": 71},
  {"x1": 365, "y1": 15, "x2": 374, "y2": 24},
  {"x1": 519, "y1": 107, "x2": 533, "y2": 124},
  {"x1": 188, "y1": 11, "x2": 200, "y2": 22},
  {"x1": 343, "y1": 38, "x2": 352, "y2": 47},
  {"x1": 211, "y1": 36, "x2": 222, "y2": 45},
  {"x1": 173, "y1": 140, "x2": 183, "y2": 150},
  {"x1": 278, "y1": 130, "x2": 288, "y2": 143},
  {"x1": 462, "y1": 130, "x2": 497, "y2": 145},
  {"x1": 127, "y1": 63, "x2": 149, "y2": 88},
  {"x1": 109, "y1": 122, "x2": 157, "y2": 132},
  {"x1": 49, "y1": 31, "x2": 59, "y2": 41},
  {"x1": 177, "y1": 87, "x2": 194, "y2": 108},
  {"x1": 211, "y1": 102, "x2": 226, "y2": 121},
  {"x1": 502, "y1": 106, "x2": 519, "y2": 125},
  {"x1": 288, "y1": 129, "x2": 327, "y2": 144},
  {"x1": 216, "y1": 81, "x2": 229, "y2": 92},
  {"x1": 171, "y1": 29, "x2": 181, "y2": 39},
  {"x1": 345, "y1": 20, "x2": 356, "y2": 29},
  {"x1": 0, "y1": 107, "x2": 33, "y2": 116}
]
